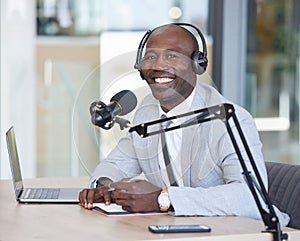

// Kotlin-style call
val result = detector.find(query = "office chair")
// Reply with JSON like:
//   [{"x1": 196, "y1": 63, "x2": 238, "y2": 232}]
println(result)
[{"x1": 265, "y1": 161, "x2": 300, "y2": 229}]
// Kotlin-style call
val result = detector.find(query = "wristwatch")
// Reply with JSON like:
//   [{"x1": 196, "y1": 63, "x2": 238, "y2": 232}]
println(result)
[{"x1": 158, "y1": 188, "x2": 171, "y2": 212}]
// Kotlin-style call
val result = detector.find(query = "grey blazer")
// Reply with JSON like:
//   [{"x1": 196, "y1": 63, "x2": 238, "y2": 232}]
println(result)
[{"x1": 90, "y1": 82, "x2": 290, "y2": 226}]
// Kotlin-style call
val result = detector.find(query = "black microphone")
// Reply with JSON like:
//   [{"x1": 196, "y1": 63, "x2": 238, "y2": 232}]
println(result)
[{"x1": 90, "y1": 90, "x2": 137, "y2": 129}]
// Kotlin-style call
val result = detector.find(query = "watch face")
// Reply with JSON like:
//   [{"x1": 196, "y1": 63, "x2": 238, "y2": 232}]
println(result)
[{"x1": 158, "y1": 193, "x2": 170, "y2": 207}]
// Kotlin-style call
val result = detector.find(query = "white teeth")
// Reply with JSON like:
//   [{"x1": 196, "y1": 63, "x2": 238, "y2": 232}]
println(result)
[{"x1": 155, "y1": 78, "x2": 173, "y2": 83}]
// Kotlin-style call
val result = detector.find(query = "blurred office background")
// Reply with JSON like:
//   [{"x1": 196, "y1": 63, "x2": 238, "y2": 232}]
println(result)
[{"x1": 0, "y1": 0, "x2": 299, "y2": 179}]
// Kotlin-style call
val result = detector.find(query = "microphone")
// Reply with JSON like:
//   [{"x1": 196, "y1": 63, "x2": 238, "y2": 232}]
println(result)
[{"x1": 90, "y1": 90, "x2": 137, "y2": 129}]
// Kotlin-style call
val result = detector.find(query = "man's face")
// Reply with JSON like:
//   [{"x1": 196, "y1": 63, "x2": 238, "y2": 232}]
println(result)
[{"x1": 140, "y1": 25, "x2": 197, "y2": 111}]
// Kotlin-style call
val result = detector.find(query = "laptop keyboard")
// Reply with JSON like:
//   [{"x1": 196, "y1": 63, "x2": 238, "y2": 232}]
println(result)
[{"x1": 27, "y1": 188, "x2": 60, "y2": 199}]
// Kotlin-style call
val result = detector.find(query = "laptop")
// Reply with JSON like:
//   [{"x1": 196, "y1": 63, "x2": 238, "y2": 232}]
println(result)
[{"x1": 6, "y1": 126, "x2": 82, "y2": 203}]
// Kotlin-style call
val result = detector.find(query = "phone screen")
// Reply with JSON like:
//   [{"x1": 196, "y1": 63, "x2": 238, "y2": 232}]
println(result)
[{"x1": 148, "y1": 224, "x2": 211, "y2": 233}]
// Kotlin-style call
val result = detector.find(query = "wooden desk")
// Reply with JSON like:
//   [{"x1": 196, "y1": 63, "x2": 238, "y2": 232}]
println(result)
[{"x1": 0, "y1": 177, "x2": 299, "y2": 241}]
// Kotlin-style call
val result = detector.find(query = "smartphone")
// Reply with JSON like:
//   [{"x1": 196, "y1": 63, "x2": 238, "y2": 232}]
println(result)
[{"x1": 148, "y1": 224, "x2": 211, "y2": 233}]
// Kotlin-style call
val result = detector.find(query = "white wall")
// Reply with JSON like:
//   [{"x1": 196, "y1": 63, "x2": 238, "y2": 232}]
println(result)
[{"x1": 0, "y1": 0, "x2": 36, "y2": 178}]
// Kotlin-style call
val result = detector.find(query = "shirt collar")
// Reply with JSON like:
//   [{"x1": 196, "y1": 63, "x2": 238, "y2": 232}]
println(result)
[{"x1": 159, "y1": 87, "x2": 196, "y2": 122}]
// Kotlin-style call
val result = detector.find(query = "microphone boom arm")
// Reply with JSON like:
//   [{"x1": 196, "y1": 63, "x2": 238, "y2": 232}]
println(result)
[{"x1": 128, "y1": 103, "x2": 287, "y2": 241}]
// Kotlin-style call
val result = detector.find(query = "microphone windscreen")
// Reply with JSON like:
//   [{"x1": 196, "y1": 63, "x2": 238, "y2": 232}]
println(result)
[{"x1": 110, "y1": 90, "x2": 137, "y2": 115}]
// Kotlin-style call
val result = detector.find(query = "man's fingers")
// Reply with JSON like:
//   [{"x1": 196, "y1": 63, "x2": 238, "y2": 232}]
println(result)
[
  {"x1": 79, "y1": 189, "x2": 89, "y2": 207},
  {"x1": 78, "y1": 187, "x2": 115, "y2": 209},
  {"x1": 85, "y1": 189, "x2": 96, "y2": 209},
  {"x1": 110, "y1": 181, "x2": 130, "y2": 192},
  {"x1": 102, "y1": 188, "x2": 112, "y2": 205}
]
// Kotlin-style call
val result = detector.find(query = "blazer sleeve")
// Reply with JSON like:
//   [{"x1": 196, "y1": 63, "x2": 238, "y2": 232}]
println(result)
[{"x1": 89, "y1": 132, "x2": 142, "y2": 186}]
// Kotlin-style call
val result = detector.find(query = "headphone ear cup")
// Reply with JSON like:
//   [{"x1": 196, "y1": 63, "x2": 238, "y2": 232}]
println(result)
[
  {"x1": 192, "y1": 51, "x2": 208, "y2": 75},
  {"x1": 135, "y1": 62, "x2": 146, "y2": 80},
  {"x1": 138, "y1": 69, "x2": 145, "y2": 80}
]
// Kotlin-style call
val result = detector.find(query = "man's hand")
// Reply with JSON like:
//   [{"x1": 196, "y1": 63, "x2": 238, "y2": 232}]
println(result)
[
  {"x1": 78, "y1": 186, "x2": 112, "y2": 209},
  {"x1": 109, "y1": 180, "x2": 161, "y2": 213}
]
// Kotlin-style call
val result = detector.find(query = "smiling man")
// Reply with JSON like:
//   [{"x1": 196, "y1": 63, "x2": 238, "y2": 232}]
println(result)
[
  {"x1": 79, "y1": 23, "x2": 289, "y2": 226},
  {"x1": 140, "y1": 24, "x2": 197, "y2": 112}
]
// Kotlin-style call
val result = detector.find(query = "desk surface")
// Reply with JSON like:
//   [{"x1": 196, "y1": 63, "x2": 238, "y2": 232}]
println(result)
[{"x1": 0, "y1": 177, "x2": 299, "y2": 241}]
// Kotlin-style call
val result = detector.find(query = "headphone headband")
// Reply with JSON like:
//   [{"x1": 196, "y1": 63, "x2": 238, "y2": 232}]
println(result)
[{"x1": 134, "y1": 22, "x2": 208, "y2": 76}]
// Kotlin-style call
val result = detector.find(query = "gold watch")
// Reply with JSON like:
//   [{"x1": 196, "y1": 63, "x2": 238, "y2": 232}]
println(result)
[{"x1": 158, "y1": 188, "x2": 171, "y2": 212}]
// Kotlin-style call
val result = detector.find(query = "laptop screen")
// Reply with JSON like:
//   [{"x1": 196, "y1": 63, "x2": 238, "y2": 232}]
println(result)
[{"x1": 6, "y1": 127, "x2": 24, "y2": 199}]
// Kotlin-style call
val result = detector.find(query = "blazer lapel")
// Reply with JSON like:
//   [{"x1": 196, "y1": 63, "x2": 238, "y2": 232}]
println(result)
[{"x1": 180, "y1": 82, "x2": 206, "y2": 186}]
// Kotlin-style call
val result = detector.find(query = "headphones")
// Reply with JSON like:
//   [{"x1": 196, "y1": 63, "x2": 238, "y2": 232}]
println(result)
[{"x1": 134, "y1": 23, "x2": 208, "y2": 79}]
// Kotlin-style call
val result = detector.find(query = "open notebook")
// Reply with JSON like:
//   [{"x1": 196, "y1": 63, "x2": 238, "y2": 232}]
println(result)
[{"x1": 92, "y1": 203, "x2": 167, "y2": 216}]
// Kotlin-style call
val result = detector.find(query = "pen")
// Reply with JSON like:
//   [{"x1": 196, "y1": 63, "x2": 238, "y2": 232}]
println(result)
[
  {"x1": 107, "y1": 177, "x2": 143, "y2": 192},
  {"x1": 107, "y1": 182, "x2": 115, "y2": 192}
]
